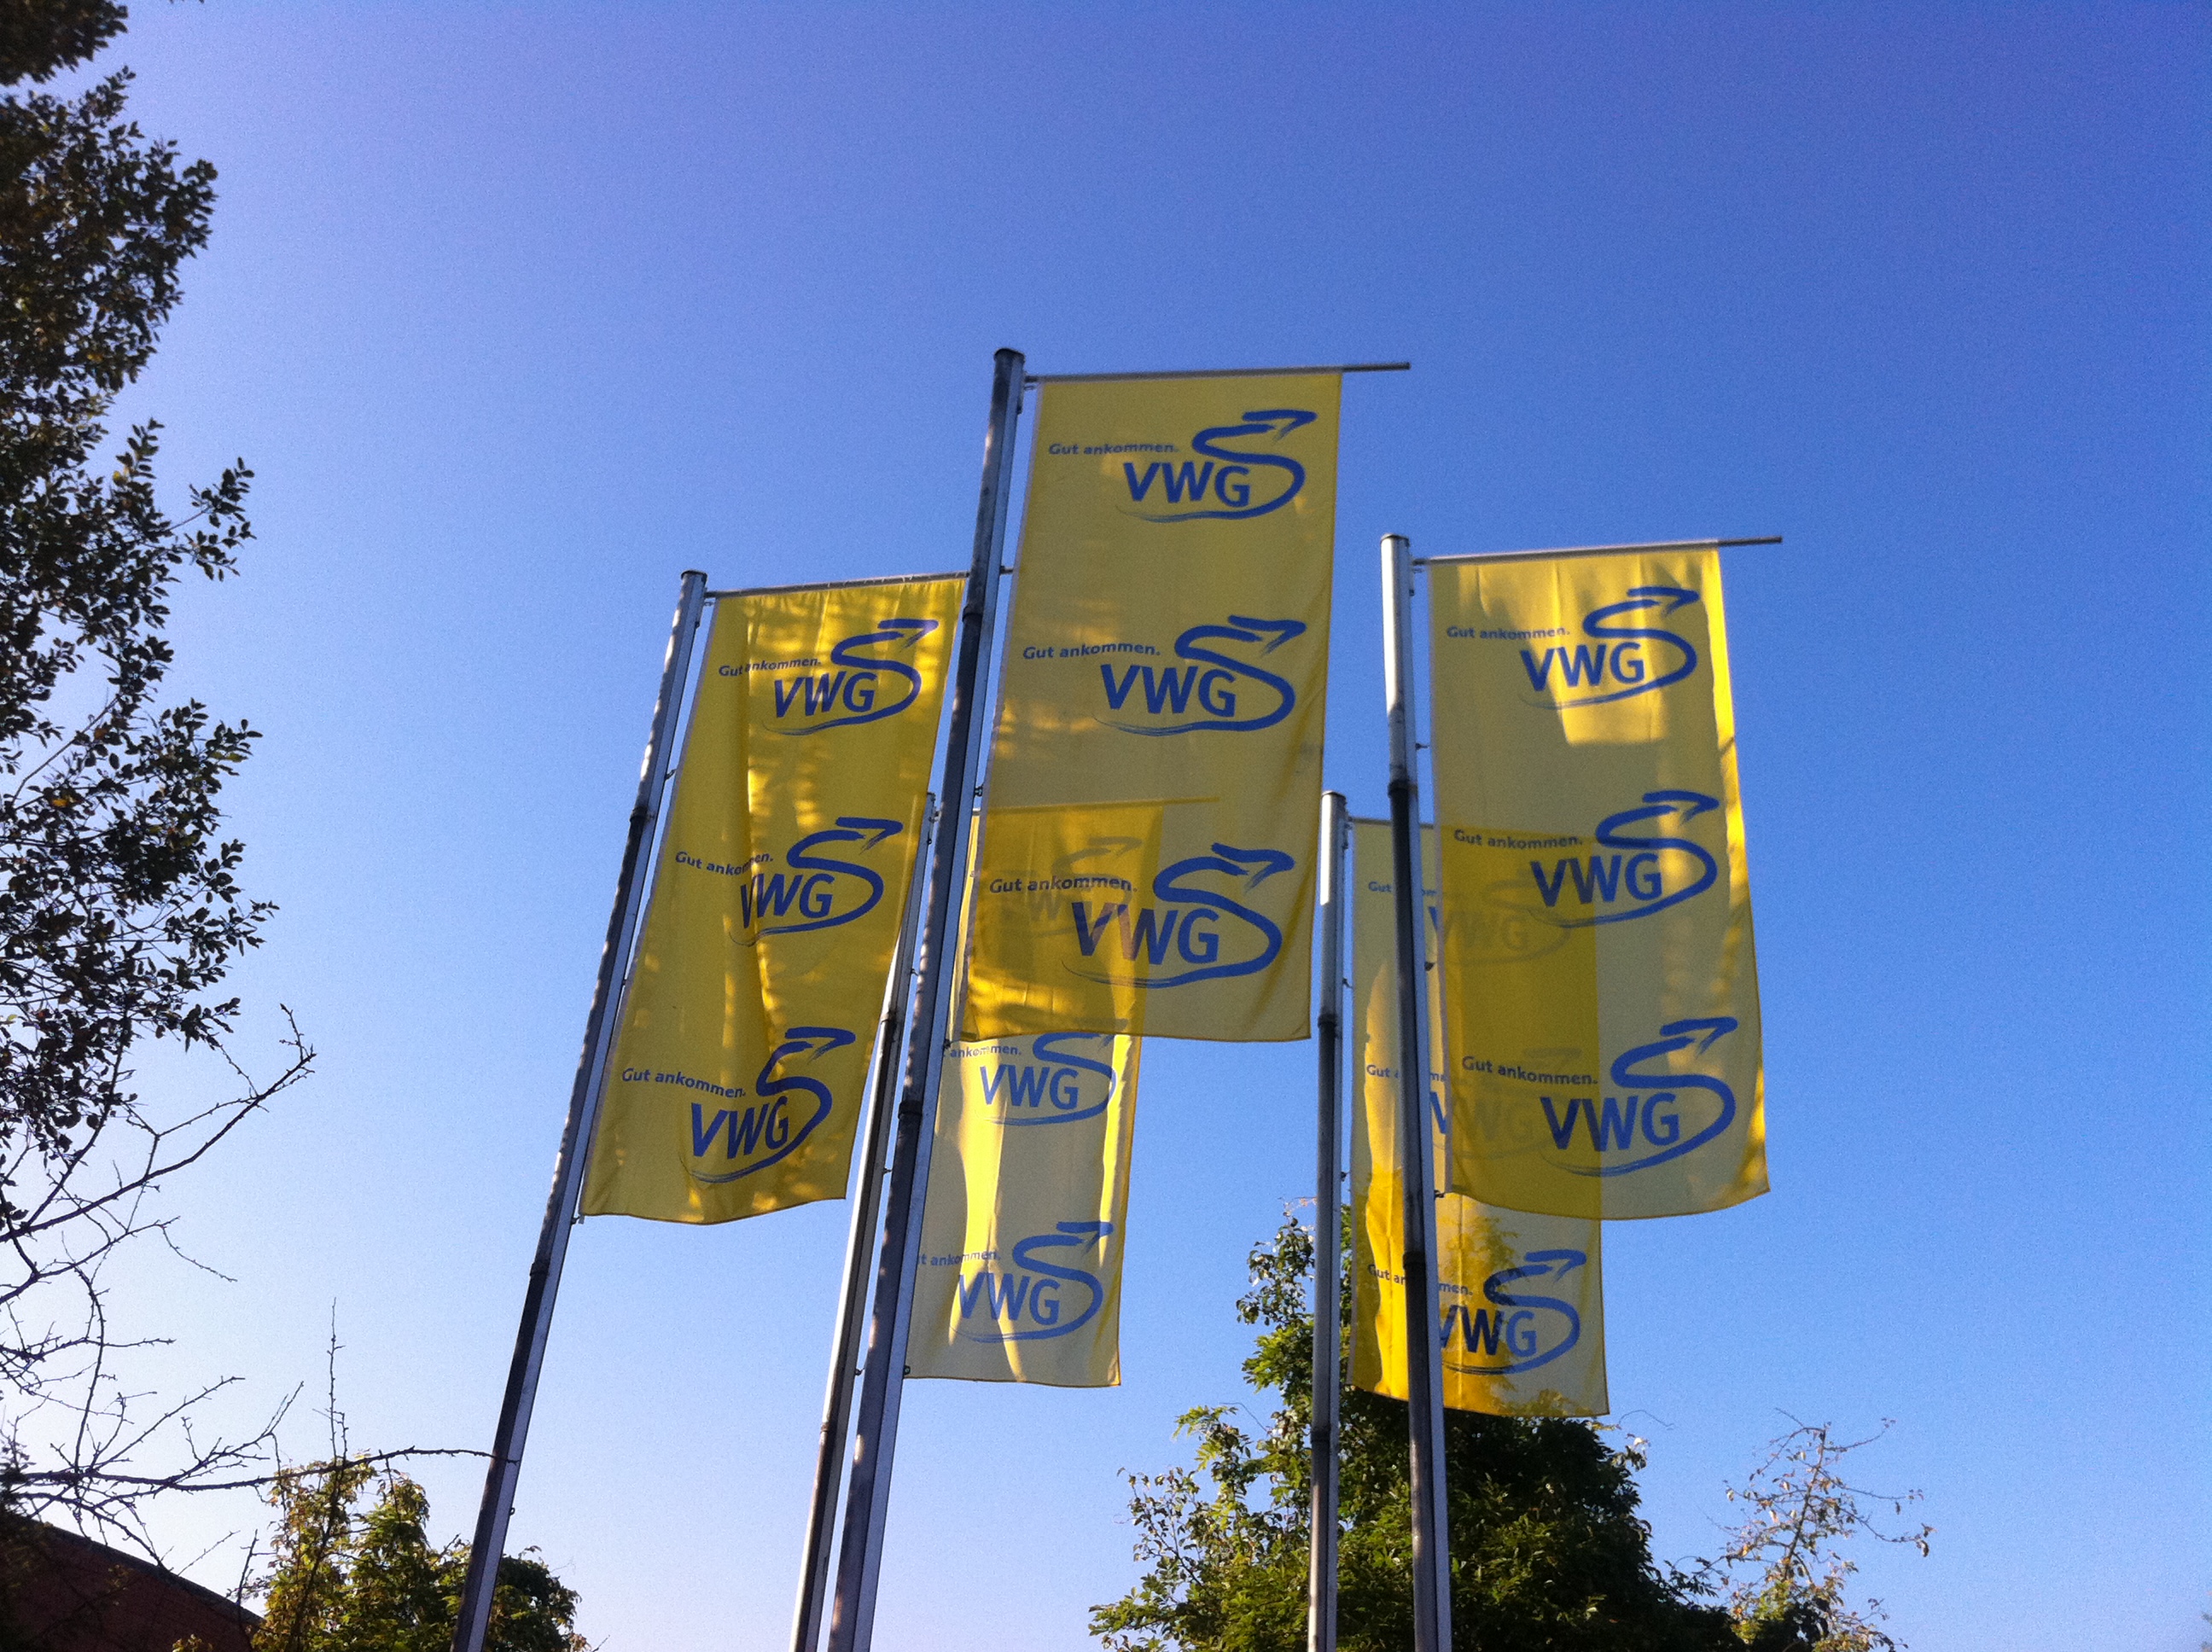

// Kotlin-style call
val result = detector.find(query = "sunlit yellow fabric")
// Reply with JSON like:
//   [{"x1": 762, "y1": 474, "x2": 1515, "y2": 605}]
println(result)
[
  {"x1": 582, "y1": 578, "x2": 962, "y2": 1223},
  {"x1": 907, "y1": 1032, "x2": 1138, "y2": 1387},
  {"x1": 960, "y1": 375, "x2": 1340, "y2": 1043},
  {"x1": 1348, "y1": 822, "x2": 1608, "y2": 1418},
  {"x1": 1428, "y1": 548, "x2": 1766, "y2": 1219}
]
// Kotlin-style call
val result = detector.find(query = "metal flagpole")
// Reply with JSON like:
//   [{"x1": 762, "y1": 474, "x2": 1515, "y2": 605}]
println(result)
[
  {"x1": 790, "y1": 796, "x2": 936, "y2": 1652},
  {"x1": 1308, "y1": 792, "x2": 1350, "y2": 1652},
  {"x1": 451, "y1": 569, "x2": 710, "y2": 1652},
  {"x1": 1380, "y1": 533, "x2": 1454, "y2": 1652},
  {"x1": 824, "y1": 347, "x2": 1026, "y2": 1652}
]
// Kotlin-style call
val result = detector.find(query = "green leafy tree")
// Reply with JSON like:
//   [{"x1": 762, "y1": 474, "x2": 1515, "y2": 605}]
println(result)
[
  {"x1": 0, "y1": 0, "x2": 311, "y2": 1547},
  {"x1": 252, "y1": 1460, "x2": 586, "y2": 1652},
  {"x1": 1092, "y1": 1213, "x2": 1739, "y2": 1651}
]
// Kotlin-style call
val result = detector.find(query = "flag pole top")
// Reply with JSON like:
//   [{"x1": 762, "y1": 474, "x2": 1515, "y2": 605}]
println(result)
[
  {"x1": 1416, "y1": 535, "x2": 1782, "y2": 567},
  {"x1": 706, "y1": 569, "x2": 967, "y2": 600},
  {"x1": 1024, "y1": 361, "x2": 1410, "y2": 385}
]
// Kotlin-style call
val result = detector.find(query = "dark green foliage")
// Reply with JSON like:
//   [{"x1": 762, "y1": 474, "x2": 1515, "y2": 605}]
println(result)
[
  {"x1": 1095, "y1": 1215, "x2": 1932, "y2": 1651},
  {"x1": 0, "y1": 0, "x2": 310, "y2": 1553},
  {"x1": 1092, "y1": 1213, "x2": 1738, "y2": 1651},
  {"x1": 253, "y1": 1463, "x2": 587, "y2": 1652},
  {"x1": 0, "y1": 0, "x2": 266, "y2": 1227},
  {"x1": 0, "y1": 1, "x2": 124, "y2": 88}
]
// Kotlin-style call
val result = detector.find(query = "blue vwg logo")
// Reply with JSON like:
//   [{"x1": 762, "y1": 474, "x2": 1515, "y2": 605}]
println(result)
[
  {"x1": 1526, "y1": 791, "x2": 1720, "y2": 927},
  {"x1": 1068, "y1": 844, "x2": 1294, "y2": 990},
  {"x1": 764, "y1": 618, "x2": 940, "y2": 734},
  {"x1": 954, "y1": 1222, "x2": 1113, "y2": 1342},
  {"x1": 1120, "y1": 410, "x2": 1316, "y2": 522},
  {"x1": 1539, "y1": 1017, "x2": 1740, "y2": 1177},
  {"x1": 975, "y1": 1033, "x2": 1119, "y2": 1126},
  {"x1": 1516, "y1": 586, "x2": 1701, "y2": 709},
  {"x1": 1099, "y1": 617, "x2": 1305, "y2": 736},
  {"x1": 723, "y1": 817, "x2": 903, "y2": 941},
  {"x1": 1440, "y1": 1249, "x2": 1587, "y2": 1376},
  {"x1": 688, "y1": 1025, "x2": 856, "y2": 1184}
]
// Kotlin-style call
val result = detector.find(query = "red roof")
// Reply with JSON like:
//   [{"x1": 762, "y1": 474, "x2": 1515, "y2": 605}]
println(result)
[{"x1": 0, "y1": 1521, "x2": 260, "y2": 1652}]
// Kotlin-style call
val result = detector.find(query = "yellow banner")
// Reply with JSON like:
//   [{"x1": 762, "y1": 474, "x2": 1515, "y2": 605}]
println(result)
[
  {"x1": 960, "y1": 374, "x2": 1341, "y2": 1043},
  {"x1": 1348, "y1": 821, "x2": 1607, "y2": 1417},
  {"x1": 907, "y1": 1032, "x2": 1138, "y2": 1387},
  {"x1": 581, "y1": 577, "x2": 962, "y2": 1224},
  {"x1": 1428, "y1": 547, "x2": 1766, "y2": 1219}
]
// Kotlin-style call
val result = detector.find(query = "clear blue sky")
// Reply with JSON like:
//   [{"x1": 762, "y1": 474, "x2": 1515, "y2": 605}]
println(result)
[{"x1": 75, "y1": 3, "x2": 2205, "y2": 1647}]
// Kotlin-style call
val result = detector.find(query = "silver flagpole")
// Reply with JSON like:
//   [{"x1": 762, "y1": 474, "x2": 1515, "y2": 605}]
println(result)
[
  {"x1": 825, "y1": 347, "x2": 1025, "y2": 1652},
  {"x1": 1308, "y1": 791, "x2": 1350, "y2": 1652},
  {"x1": 451, "y1": 569, "x2": 710, "y2": 1652},
  {"x1": 1381, "y1": 533, "x2": 1454, "y2": 1652},
  {"x1": 790, "y1": 795, "x2": 936, "y2": 1652}
]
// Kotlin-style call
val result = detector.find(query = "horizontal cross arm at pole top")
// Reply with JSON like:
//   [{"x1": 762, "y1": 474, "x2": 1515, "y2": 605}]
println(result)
[
  {"x1": 707, "y1": 569, "x2": 968, "y2": 600},
  {"x1": 1024, "y1": 362, "x2": 1410, "y2": 384},
  {"x1": 1416, "y1": 535, "x2": 1781, "y2": 567}
]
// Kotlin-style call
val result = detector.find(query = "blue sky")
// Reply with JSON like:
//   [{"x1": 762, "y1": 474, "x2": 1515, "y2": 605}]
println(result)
[{"x1": 67, "y1": 3, "x2": 2206, "y2": 1647}]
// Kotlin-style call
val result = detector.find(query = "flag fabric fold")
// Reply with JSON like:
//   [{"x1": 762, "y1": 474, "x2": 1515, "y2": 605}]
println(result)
[
  {"x1": 907, "y1": 1032, "x2": 1139, "y2": 1387},
  {"x1": 1427, "y1": 548, "x2": 1767, "y2": 1220},
  {"x1": 961, "y1": 375, "x2": 1342, "y2": 1044},
  {"x1": 583, "y1": 577, "x2": 962, "y2": 1224},
  {"x1": 1349, "y1": 820, "x2": 1609, "y2": 1417}
]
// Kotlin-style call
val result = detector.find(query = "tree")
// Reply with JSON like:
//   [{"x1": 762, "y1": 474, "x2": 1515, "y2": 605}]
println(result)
[
  {"x1": 1709, "y1": 1421, "x2": 1932, "y2": 1652},
  {"x1": 0, "y1": 0, "x2": 312, "y2": 1549},
  {"x1": 1092, "y1": 1213, "x2": 1740, "y2": 1652},
  {"x1": 251, "y1": 1461, "x2": 587, "y2": 1652},
  {"x1": 1097, "y1": 1213, "x2": 1933, "y2": 1652}
]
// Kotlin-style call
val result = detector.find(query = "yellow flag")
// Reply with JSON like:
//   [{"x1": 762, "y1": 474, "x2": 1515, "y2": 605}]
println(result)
[
  {"x1": 960, "y1": 375, "x2": 1341, "y2": 1043},
  {"x1": 1428, "y1": 547, "x2": 1766, "y2": 1219},
  {"x1": 581, "y1": 577, "x2": 963, "y2": 1224},
  {"x1": 1348, "y1": 821, "x2": 1608, "y2": 1417},
  {"x1": 907, "y1": 1032, "x2": 1138, "y2": 1387}
]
